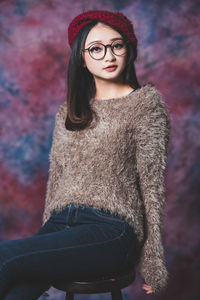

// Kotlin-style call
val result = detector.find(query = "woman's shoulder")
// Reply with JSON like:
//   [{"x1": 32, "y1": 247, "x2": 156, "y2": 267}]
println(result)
[
  {"x1": 131, "y1": 83, "x2": 169, "y2": 115},
  {"x1": 54, "y1": 100, "x2": 67, "y2": 119},
  {"x1": 134, "y1": 83, "x2": 164, "y2": 104}
]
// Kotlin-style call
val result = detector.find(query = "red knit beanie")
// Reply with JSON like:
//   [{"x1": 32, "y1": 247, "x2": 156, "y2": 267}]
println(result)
[{"x1": 68, "y1": 10, "x2": 137, "y2": 49}]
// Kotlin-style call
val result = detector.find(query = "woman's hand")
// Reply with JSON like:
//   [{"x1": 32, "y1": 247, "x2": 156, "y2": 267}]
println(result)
[{"x1": 142, "y1": 283, "x2": 153, "y2": 294}]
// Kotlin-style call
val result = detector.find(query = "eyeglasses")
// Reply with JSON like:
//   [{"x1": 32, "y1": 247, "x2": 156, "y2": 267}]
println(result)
[{"x1": 81, "y1": 39, "x2": 129, "y2": 60}]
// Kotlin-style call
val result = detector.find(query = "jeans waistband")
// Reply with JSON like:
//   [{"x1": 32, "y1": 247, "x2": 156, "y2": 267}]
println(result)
[{"x1": 50, "y1": 203, "x2": 126, "y2": 226}]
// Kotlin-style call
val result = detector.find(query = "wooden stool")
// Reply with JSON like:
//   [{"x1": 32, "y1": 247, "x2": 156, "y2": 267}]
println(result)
[{"x1": 52, "y1": 268, "x2": 136, "y2": 300}]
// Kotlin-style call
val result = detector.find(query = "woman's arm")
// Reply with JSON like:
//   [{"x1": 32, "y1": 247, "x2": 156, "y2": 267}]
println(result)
[
  {"x1": 42, "y1": 109, "x2": 63, "y2": 225},
  {"x1": 135, "y1": 88, "x2": 171, "y2": 294}
]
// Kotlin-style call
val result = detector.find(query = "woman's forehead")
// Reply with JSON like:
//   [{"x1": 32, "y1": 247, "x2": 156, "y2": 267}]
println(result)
[{"x1": 85, "y1": 23, "x2": 122, "y2": 46}]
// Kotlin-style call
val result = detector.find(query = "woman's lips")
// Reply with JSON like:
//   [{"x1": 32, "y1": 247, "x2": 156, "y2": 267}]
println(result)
[{"x1": 104, "y1": 66, "x2": 117, "y2": 72}]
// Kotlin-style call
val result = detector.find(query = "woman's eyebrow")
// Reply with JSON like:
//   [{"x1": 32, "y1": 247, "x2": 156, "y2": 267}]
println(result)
[{"x1": 87, "y1": 37, "x2": 123, "y2": 46}]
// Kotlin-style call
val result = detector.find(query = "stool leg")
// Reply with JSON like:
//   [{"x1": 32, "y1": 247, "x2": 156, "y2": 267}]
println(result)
[
  {"x1": 111, "y1": 289, "x2": 123, "y2": 300},
  {"x1": 65, "y1": 292, "x2": 74, "y2": 300}
]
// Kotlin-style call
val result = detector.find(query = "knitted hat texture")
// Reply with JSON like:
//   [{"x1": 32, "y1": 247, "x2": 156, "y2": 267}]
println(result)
[{"x1": 68, "y1": 10, "x2": 137, "y2": 49}]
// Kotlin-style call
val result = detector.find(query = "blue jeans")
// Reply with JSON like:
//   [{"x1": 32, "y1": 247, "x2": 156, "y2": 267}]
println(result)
[{"x1": 0, "y1": 204, "x2": 141, "y2": 300}]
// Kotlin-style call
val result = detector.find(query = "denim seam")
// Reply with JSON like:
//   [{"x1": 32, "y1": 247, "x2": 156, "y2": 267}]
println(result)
[
  {"x1": 0, "y1": 223, "x2": 126, "y2": 274},
  {"x1": 74, "y1": 207, "x2": 79, "y2": 223},
  {"x1": 91, "y1": 211, "x2": 124, "y2": 223},
  {"x1": 65, "y1": 204, "x2": 71, "y2": 223}
]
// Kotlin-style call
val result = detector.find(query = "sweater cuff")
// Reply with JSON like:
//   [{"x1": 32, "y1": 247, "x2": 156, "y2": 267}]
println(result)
[{"x1": 138, "y1": 237, "x2": 169, "y2": 293}]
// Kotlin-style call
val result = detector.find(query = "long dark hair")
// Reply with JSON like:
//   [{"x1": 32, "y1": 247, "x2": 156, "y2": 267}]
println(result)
[{"x1": 65, "y1": 21, "x2": 141, "y2": 131}]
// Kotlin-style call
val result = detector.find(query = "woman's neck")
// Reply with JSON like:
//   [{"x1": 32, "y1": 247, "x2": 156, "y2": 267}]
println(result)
[{"x1": 94, "y1": 83, "x2": 135, "y2": 100}]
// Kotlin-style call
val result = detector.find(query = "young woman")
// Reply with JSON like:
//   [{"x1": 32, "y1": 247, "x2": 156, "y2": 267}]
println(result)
[{"x1": 0, "y1": 10, "x2": 170, "y2": 299}]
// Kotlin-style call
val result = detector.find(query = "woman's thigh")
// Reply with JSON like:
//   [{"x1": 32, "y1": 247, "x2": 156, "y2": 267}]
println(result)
[
  {"x1": 0, "y1": 204, "x2": 141, "y2": 299},
  {"x1": 0, "y1": 218, "x2": 131, "y2": 284}
]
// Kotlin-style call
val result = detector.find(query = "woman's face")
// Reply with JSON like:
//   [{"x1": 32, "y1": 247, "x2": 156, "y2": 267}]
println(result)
[{"x1": 82, "y1": 22, "x2": 127, "y2": 84}]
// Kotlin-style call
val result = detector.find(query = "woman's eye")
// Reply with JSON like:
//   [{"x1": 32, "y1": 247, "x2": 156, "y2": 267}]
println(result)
[
  {"x1": 114, "y1": 43, "x2": 123, "y2": 49},
  {"x1": 90, "y1": 46, "x2": 101, "y2": 52}
]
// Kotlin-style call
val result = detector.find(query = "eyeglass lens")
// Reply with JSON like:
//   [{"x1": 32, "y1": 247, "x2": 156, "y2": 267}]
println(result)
[{"x1": 89, "y1": 40, "x2": 127, "y2": 59}]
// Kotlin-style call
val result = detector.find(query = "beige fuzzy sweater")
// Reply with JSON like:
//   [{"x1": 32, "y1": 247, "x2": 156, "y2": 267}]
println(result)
[{"x1": 42, "y1": 84, "x2": 171, "y2": 294}]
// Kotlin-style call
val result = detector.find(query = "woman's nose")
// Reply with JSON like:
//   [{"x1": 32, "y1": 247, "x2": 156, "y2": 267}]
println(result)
[{"x1": 104, "y1": 46, "x2": 116, "y2": 60}]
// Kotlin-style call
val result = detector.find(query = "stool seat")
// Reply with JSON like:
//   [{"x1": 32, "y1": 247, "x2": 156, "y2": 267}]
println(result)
[{"x1": 52, "y1": 268, "x2": 136, "y2": 300}]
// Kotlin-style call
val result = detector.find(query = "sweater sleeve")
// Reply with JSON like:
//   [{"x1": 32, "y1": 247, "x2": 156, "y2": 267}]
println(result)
[
  {"x1": 42, "y1": 109, "x2": 63, "y2": 225},
  {"x1": 135, "y1": 89, "x2": 171, "y2": 294}
]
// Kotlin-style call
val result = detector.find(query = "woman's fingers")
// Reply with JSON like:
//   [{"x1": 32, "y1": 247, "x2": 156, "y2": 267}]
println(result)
[{"x1": 142, "y1": 283, "x2": 153, "y2": 294}]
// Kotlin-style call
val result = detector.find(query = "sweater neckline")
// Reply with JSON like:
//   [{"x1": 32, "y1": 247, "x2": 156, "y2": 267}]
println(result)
[{"x1": 90, "y1": 86, "x2": 144, "y2": 105}]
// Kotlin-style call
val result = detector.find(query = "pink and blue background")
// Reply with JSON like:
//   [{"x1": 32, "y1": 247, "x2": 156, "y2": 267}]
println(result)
[{"x1": 0, "y1": 0, "x2": 199, "y2": 299}]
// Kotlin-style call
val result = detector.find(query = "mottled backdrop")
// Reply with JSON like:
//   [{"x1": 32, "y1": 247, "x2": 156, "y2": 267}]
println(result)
[{"x1": 0, "y1": 0, "x2": 199, "y2": 299}]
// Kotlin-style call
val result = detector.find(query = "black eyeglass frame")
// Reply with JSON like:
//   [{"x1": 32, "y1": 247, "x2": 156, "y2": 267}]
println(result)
[{"x1": 81, "y1": 39, "x2": 130, "y2": 60}]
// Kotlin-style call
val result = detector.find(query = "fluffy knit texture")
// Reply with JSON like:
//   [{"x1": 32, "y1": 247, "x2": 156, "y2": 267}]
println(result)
[{"x1": 42, "y1": 84, "x2": 171, "y2": 294}]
